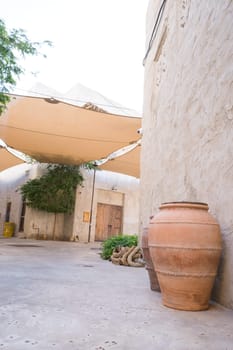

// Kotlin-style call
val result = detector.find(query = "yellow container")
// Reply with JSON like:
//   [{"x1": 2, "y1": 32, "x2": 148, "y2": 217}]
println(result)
[{"x1": 3, "y1": 222, "x2": 15, "y2": 237}]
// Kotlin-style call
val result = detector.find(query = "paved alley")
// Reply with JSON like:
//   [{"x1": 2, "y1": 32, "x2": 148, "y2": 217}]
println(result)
[{"x1": 0, "y1": 238, "x2": 233, "y2": 350}]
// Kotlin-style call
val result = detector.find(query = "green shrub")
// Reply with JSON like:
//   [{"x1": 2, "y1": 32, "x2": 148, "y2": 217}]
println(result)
[
  {"x1": 20, "y1": 163, "x2": 96, "y2": 214},
  {"x1": 20, "y1": 164, "x2": 84, "y2": 214},
  {"x1": 101, "y1": 234, "x2": 138, "y2": 260}
]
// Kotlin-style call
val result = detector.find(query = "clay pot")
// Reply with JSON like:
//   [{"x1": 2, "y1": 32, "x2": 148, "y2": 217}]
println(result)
[
  {"x1": 148, "y1": 202, "x2": 222, "y2": 311},
  {"x1": 141, "y1": 227, "x2": 160, "y2": 292}
]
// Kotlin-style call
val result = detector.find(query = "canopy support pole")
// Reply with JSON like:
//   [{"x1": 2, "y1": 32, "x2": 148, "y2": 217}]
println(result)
[{"x1": 88, "y1": 166, "x2": 97, "y2": 242}]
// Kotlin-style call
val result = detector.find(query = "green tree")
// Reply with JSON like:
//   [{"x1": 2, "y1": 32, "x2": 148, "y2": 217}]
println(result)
[
  {"x1": 0, "y1": 18, "x2": 51, "y2": 114},
  {"x1": 20, "y1": 163, "x2": 97, "y2": 214},
  {"x1": 20, "y1": 165, "x2": 84, "y2": 214}
]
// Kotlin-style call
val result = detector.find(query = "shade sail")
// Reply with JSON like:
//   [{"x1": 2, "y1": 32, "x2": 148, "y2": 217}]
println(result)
[
  {"x1": 0, "y1": 94, "x2": 141, "y2": 165},
  {"x1": 0, "y1": 146, "x2": 25, "y2": 172},
  {"x1": 99, "y1": 143, "x2": 140, "y2": 178}
]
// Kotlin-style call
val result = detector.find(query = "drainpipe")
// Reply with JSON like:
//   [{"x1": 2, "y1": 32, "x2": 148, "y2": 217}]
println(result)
[{"x1": 88, "y1": 166, "x2": 97, "y2": 243}]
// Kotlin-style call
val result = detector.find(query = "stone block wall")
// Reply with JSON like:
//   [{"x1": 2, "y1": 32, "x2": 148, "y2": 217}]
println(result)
[{"x1": 141, "y1": 0, "x2": 233, "y2": 308}]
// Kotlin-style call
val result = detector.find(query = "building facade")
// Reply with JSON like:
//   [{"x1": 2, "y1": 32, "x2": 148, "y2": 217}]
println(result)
[
  {"x1": 0, "y1": 164, "x2": 140, "y2": 242},
  {"x1": 141, "y1": 0, "x2": 233, "y2": 308}
]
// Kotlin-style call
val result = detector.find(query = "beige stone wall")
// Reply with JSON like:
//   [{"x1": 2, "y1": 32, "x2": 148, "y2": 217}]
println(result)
[
  {"x1": 23, "y1": 207, "x2": 73, "y2": 241},
  {"x1": 142, "y1": 0, "x2": 233, "y2": 307},
  {"x1": 73, "y1": 169, "x2": 140, "y2": 242},
  {"x1": 0, "y1": 164, "x2": 30, "y2": 236}
]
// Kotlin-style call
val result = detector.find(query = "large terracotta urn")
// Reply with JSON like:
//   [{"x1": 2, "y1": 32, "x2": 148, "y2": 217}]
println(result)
[
  {"x1": 148, "y1": 202, "x2": 222, "y2": 311},
  {"x1": 141, "y1": 227, "x2": 160, "y2": 292}
]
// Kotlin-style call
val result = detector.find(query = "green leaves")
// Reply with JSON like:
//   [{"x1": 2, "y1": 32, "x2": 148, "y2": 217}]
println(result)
[
  {"x1": 101, "y1": 235, "x2": 138, "y2": 260},
  {"x1": 0, "y1": 18, "x2": 52, "y2": 114},
  {"x1": 20, "y1": 164, "x2": 84, "y2": 214}
]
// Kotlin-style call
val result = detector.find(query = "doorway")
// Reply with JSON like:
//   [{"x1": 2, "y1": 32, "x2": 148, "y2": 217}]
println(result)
[
  {"x1": 5, "y1": 202, "x2": 11, "y2": 222},
  {"x1": 95, "y1": 203, "x2": 123, "y2": 241},
  {"x1": 19, "y1": 201, "x2": 26, "y2": 232}
]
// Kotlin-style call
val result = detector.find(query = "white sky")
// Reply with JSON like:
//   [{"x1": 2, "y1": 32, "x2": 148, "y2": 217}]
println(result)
[{"x1": 1, "y1": 0, "x2": 148, "y2": 113}]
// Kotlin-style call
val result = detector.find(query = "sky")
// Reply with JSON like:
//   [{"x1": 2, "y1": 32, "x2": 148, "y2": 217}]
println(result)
[{"x1": 1, "y1": 0, "x2": 148, "y2": 113}]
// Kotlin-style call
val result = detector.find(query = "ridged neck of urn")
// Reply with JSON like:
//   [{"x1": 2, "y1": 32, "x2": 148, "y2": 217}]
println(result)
[{"x1": 160, "y1": 202, "x2": 209, "y2": 210}]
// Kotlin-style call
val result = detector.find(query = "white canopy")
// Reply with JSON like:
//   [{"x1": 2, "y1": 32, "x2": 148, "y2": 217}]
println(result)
[
  {"x1": 0, "y1": 146, "x2": 25, "y2": 172},
  {"x1": 0, "y1": 93, "x2": 141, "y2": 166}
]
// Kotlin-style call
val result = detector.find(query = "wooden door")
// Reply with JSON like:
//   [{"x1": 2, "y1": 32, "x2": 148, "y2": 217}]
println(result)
[{"x1": 95, "y1": 203, "x2": 123, "y2": 241}]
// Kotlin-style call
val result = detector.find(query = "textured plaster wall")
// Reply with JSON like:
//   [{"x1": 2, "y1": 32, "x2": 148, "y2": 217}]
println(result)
[
  {"x1": 141, "y1": 0, "x2": 233, "y2": 308},
  {"x1": 24, "y1": 207, "x2": 64, "y2": 240},
  {"x1": 73, "y1": 170, "x2": 140, "y2": 242},
  {"x1": 0, "y1": 164, "x2": 30, "y2": 236},
  {"x1": 0, "y1": 164, "x2": 73, "y2": 241},
  {"x1": 23, "y1": 208, "x2": 73, "y2": 241}
]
